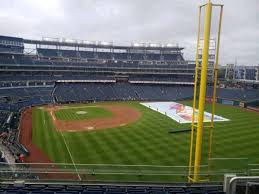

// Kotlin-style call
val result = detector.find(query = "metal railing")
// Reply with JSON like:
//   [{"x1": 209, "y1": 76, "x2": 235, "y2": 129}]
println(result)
[
  {"x1": 228, "y1": 176, "x2": 259, "y2": 194},
  {"x1": 0, "y1": 161, "x2": 256, "y2": 183}
]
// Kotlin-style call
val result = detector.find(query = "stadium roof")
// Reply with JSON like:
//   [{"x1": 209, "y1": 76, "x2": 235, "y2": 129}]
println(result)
[{"x1": 23, "y1": 38, "x2": 184, "y2": 51}]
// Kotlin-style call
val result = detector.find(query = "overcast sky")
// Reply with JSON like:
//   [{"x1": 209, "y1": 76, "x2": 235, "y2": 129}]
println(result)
[{"x1": 0, "y1": 0, "x2": 258, "y2": 65}]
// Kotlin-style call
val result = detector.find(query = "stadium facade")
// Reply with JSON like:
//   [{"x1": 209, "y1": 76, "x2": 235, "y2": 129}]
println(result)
[
  {"x1": 0, "y1": 35, "x2": 198, "y2": 106},
  {"x1": 225, "y1": 63, "x2": 259, "y2": 84}
]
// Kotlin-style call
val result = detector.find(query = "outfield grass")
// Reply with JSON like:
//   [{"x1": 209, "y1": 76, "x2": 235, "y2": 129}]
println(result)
[
  {"x1": 54, "y1": 106, "x2": 113, "y2": 121},
  {"x1": 31, "y1": 101, "x2": 259, "y2": 182}
]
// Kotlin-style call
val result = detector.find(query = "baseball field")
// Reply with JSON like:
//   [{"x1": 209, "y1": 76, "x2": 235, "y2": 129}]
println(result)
[{"x1": 19, "y1": 101, "x2": 259, "y2": 182}]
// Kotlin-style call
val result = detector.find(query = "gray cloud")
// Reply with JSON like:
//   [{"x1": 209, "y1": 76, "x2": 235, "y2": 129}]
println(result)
[{"x1": 0, "y1": 0, "x2": 258, "y2": 65}]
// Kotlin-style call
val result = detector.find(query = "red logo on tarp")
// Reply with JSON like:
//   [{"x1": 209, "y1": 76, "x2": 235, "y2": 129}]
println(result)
[{"x1": 170, "y1": 104, "x2": 185, "y2": 113}]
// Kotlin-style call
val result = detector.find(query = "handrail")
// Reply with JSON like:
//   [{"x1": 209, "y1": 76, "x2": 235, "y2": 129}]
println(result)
[
  {"x1": 246, "y1": 181, "x2": 259, "y2": 194},
  {"x1": 0, "y1": 162, "x2": 208, "y2": 168},
  {"x1": 229, "y1": 176, "x2": 259, "y2": 194}
]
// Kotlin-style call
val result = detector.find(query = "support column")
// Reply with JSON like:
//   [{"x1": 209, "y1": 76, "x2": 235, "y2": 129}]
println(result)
[
  {"x1": 243, "y1": 68, "x2": 246, "y2": 80},
  {"x1": 256, "y1": 68, "x2": 259, "y2": 81}
]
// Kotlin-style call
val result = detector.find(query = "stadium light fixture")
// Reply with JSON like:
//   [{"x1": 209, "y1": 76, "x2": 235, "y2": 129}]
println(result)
[
  {"x1": 166, "y1": 43, "x2": 174, "y2": 47},
  {"x1": 133, "y1": 43, "x2": 140, "y2": 47},
  {"x1": 42, "y1": 37, "x2": 51, "y2": 41},
  {"x1": 150, "y1": 43, "x2": 159, "y2": 47},
  {"x1": 65, "y1": 38, "x2": 75, "y2": 43},
  {"x1": 100, "y1": 41, "x2": 112, "y2": 46},
  {"x1": 77, "y1": 40, "x2": 84, "y2": 44},
  {"x1": 133, "y1": 42, "x2": 145, "y2": 47},
  {"x1": 83, "y1": 40, "x2": 93, "y2": 45}
]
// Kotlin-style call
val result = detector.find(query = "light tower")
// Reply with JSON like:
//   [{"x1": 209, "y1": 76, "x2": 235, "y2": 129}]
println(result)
[{"x1": 188, "y1": 1, "x2": 223, "y2": 182}]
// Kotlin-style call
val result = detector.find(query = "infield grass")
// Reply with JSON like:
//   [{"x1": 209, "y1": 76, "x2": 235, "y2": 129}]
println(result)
[
  {"x1": 55, "y1": 106, "x2": 112, "y2": 121},
  {"x1": 31, "y1": 101, "x2": 259, "y2": 182}
]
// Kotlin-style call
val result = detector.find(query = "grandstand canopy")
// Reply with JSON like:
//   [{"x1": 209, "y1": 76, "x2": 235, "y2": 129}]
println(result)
[{"x1": 24, "y1": 38, "x2": 184, "y2": 51}]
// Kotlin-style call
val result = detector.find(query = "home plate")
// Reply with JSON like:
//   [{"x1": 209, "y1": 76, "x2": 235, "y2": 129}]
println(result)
[{"x1": 85, "y1": 126, "x2": 94, "y2": 130}]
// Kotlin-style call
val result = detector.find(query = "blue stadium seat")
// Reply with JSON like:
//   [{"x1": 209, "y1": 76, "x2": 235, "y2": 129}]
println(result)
[
  {"x1": 31, "y1": 191, "x2": 55, "y2": 194},
  {"x1": 82, "y1": 191, "x2": 103, "y2": 194},
  {"x1": 56, "y1": 191, "x2": 80, "y2": 194}
]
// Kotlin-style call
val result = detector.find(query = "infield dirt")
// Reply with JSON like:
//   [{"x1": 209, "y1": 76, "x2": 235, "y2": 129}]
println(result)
[
  {"x1": 19, "y1": 103, "x2": 142, "y2": 164},
  {"x1": 45, "y1": 104, "x2": 142, "y2": 132},
  {"x1": 19, "y1": 108, "x2": 79, "y2": 179}
]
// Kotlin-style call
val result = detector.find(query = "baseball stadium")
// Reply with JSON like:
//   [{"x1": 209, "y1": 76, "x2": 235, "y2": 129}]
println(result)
[{"x1": 0, "y1": 1, "x2": 259, "y2": 193}]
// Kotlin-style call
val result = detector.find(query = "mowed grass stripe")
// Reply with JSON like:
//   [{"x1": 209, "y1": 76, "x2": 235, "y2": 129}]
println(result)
[
  {"x1": 55, "y1": 107, "x2": 113, "y2": 121},
  {"x1": 43, "y1": 111, "x2": 73, "y2": 163},
  {"x1": 184, "y1": 102, "x2": 259, "y2": 162},
  {"x1": 32, "y1": 108, "x2": 72, "y2": 163},
  {"x1": 32, "y1": 101, "x2": 259, "y2": 181}
]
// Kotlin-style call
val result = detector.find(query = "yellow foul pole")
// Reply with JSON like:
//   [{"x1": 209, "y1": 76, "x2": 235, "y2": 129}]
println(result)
[
  {"x1": 193, "y1": 1, "x2": 212, "y2": 182},
  {"x1": 208, "y1": 5, "x2": 223, "y2": 174},
  {"x1": 188, "y1": 6, "x2": 201, "y2": 181}
]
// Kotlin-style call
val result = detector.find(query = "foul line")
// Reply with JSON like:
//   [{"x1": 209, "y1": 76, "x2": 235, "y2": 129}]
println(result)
[
  {"x1": 42, "y1": 109, "x2": 81, "y2": 180},
  {"x1": 59, "y1": 131, "x2": 82, "y2": 181}
]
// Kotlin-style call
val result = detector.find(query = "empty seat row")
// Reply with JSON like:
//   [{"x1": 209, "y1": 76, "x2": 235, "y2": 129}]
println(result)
[{"x1": 0, "y1": 183, "x2": 225, "y2": 194}]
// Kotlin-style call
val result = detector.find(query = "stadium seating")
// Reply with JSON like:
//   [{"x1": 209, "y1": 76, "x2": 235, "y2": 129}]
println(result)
[
  {"x1": 0, "y1": 183, "x2": 225, "y2": 194},
  {"x1": 0, "y1": 45, "x2": 23, "y2": 54},
  {"x1": 245, "y1": 68, "x2": 257, "y2": 80},
  {"x1": 53, "y1": 83, "x2": 194, "y2": 103},
  {"x1": 0, "y1": 82, "x2": 258, "y2": 112},
  {"x1": 0, "y1": 56, "x2": 15, "y2": 64},
  {"x1": 129, "y1": 75, "x2": 194, "y2": 82},
  {"x1": 0, "y1": 111, "x2": 10, "y2": 133},
  {"x1": 0, "y1": 35, "x2": 24, "y2": 54},
  {"x1": 37, "y1": 48, "x2": 59, "y2": 57},
  {"x1": 207, "y1": 87, "x2": 259, "y2": 101},
  {"x1": 0, "y1": 86, "x2": 54, "y2": 111},
  {"x1": 37, "y1": 48, "x2": 185, "y2": 62},
  {"x1": 234, "y1": 67, "x2": 258, "y2": 81},
  {"x1": 163, "y1": 54, "x2": 179, "y2": 61}
]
